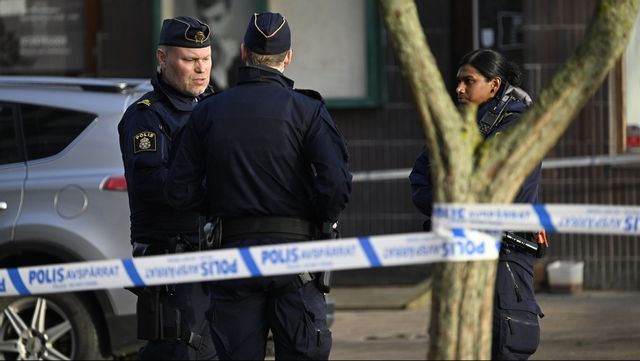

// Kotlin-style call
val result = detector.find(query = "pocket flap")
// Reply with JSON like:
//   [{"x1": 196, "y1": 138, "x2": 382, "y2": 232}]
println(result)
[{"x1": 498, "y1": 290, "x2": 541, "y2": 315}]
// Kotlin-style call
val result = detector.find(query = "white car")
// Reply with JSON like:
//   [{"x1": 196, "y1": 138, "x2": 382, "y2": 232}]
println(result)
[{"x1": 0, "y1": 76, "x2": 150, "y2": 359}]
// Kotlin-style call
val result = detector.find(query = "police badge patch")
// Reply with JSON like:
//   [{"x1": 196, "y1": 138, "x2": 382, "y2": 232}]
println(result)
[{"x1": 134, "y1": 132, "x2": 157, "y2": 153}]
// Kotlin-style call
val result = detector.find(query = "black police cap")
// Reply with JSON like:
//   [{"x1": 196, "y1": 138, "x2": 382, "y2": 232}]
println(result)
[
  {"x1": 159, "y1": 16, "x2": 211, "y2": 48},
  {"x1": 243, "y1": 12, "x2": 291, "y2": 55}
]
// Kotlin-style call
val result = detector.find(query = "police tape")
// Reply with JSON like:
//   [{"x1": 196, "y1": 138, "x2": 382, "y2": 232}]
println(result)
[
  {"x1": 1, "y1": 203, "x2": 639, "y2": 297},
  {"x1": 0, "y1": 229, "x2": 499, "y2": 297},
  {"x1": 432, "y1": 203, "x2": 640, "y2": 235}
]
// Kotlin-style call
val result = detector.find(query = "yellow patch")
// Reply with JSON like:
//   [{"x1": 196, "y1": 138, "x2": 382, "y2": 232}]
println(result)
[
  {"x1": 134, "y1": 132, "x2": 156, "y2": 153},
  {"x1": 137, "y1": 99, "x2": 151, "y2": 106}
]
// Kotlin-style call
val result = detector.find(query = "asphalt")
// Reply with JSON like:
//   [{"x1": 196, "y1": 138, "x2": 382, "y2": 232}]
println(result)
[{"x1": 329, "y1": 283, "x2": 640, "y2": 360}]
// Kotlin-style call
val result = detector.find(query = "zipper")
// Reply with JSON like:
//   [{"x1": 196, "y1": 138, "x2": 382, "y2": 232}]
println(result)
[
  {"x1": 157, "y1": 123, "x2": 171, "y2": 161},
  {"x1": 504, "y1": 262, "x2": 523, "y2": 302},
  {"x1": 505, "y1": 316, "x2": 537, "y2": 334}
]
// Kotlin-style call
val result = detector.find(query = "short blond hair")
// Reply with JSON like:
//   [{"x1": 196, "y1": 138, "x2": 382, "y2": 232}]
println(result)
[{"x1": 246, "y1": 50, "x2": 288, "y2": 68}]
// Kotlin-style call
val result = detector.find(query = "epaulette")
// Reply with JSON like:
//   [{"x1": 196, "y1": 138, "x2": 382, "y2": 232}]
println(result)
[
  {"x1": 294, "y1": 89, "x2": 325, "y2": 104},
  {"x1": 136, "y1": 99, "x2": 152, "y2": 107},
  {"x1": 135, "y1": 91, "x2": 161, "y2": 109}
]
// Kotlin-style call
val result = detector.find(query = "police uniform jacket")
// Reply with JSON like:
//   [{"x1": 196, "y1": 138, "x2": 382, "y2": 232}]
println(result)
[
  {"x1": 409, "y1": 83, "x2": 542, "y2": 267},
  {"x1": 165, "y1": 65, "x2": 352, "y2": 224},
  {"x1": 118, "y1": 73, "x2": 212, "y2": 242}
]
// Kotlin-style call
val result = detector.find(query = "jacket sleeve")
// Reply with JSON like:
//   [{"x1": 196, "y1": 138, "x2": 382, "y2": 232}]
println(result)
[
  {"x1": 118, "y1": 107, "x2": 170, "y2": 206},
  {"x1": 164, "y1": 109, "x2": 207, "y2": 211},
  {"x1": 409, "y1": 147, "x2": 434, "y2": 217},
  {"x1": 514, "y1": 162, "x2": 541, "y2": 203},
  {"x1": 303, "y1": 104, "x2": 352, "y2": 222}
]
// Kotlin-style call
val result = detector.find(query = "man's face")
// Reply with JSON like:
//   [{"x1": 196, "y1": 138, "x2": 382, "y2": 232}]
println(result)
[
  {"x1": 455, "y1": 64, "x2": 498, "y2": 106},
  {"x1": 158, "y1": 46, "x2": 212, "y2": 97}
]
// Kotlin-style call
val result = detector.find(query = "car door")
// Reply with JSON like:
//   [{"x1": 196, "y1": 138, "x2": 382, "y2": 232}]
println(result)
[{"x1": 0, "y1": 102, "x2": 26, "y2": 243}]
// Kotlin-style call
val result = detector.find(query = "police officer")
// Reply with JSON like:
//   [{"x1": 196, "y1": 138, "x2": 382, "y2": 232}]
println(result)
[
  {"x1": 164, "y1": 12, "x2": 352, "y2": 360},
  {"x1": 409, "y1": 49, "x2": 547, "y2": 360},
  {"x1": 118, "y1": 16, "x2": 217, "y2": 360}
]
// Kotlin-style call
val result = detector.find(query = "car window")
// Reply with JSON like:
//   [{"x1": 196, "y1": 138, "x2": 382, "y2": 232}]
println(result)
[
  {"x1": 21, "y1": 103, "x2": 96, "y2": 161},
  {"x1": 0, "y1": 104, "x2": 21, "y2": 165}
]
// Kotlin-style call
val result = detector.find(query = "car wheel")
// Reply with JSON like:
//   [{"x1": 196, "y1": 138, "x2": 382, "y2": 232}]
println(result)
[{"x1": 0, "y1": 293, "x2": 103, "y2": 360}]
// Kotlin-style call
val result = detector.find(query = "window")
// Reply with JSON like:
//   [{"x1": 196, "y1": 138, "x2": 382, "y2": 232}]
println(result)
[
  {"x1": 0, "y1": 103, "x2": 21, "y2": 165},
  {"x1": 167, "y1": 0, "x2": 382, "y2": 108},
  {"x1": 267, "y1": 0, "x2": 381, "y2": 108},
  {"x1": 20, "y1": 104, "x2": 95, "y2": 161}
]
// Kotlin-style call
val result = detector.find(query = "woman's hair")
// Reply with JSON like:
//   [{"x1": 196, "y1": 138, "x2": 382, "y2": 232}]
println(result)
[{"x1": 458, "y1": 49, "x2": 522, "y2": 86}]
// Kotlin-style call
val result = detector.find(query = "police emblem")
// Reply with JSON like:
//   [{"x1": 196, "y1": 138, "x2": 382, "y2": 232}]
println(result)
[
  {"x1": 134, "y1": 132, "x2": 157, "y2": 153},
  {"x1": 195, "y1": 31, "x2": 206, "y2": 43}
]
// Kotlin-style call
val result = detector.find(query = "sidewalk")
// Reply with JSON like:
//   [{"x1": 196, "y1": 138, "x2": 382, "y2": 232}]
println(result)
[{"x1": 330, "y1": 283, "x2": 640, "y2": 360}]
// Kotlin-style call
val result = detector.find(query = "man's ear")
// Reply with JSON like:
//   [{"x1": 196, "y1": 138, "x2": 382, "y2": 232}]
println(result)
[
  {"x1": 283, "y1": 49, "x2": 293, "y2": 67},
  {"x1": 240, "y1": 43, "x2": 249, "y2": 64},
  {"x1": 156, "y1": 48, "x2": 166, "y2": 67}
]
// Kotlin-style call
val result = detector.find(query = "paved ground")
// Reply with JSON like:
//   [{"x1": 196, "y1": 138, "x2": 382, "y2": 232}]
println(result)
[{"x1": 329, "y1": 287, "x2": 640, "y2": 360}]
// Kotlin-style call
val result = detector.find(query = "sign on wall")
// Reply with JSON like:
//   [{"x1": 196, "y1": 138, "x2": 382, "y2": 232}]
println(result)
[{"x1": 0, "y1": 0, "x2": 84, "y2": 74}]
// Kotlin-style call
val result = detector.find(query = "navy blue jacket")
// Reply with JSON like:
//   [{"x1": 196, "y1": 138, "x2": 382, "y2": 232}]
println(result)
[
  {"x1": 409, "y1": 84, "x2": 541, "y2": 236},
  {"x1": 118, "y1": 73, "x2": 212, "y2": 242},
  {"x1": 165, "y1": 65, "x2": 352, "y2": 223}
]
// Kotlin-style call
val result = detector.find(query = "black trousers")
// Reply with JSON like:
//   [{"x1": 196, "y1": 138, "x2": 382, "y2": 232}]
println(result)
[
  {"x1": 492, "y1": 252, "x2": 543, "y2": 360},
  {"x1": 137, "y1": 281, "x2": 218, "y2": 360},
  {"x1": 209, "y1": 238, "x2": 332, "y2": 360},
  {"x1": 133, "y1": 235, "x2": 218, "y2": 360}
]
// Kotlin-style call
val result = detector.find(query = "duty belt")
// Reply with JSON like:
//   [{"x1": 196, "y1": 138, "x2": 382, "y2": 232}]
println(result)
[{"x1": 220, "y1": 216, "x2": 315, "y2": 242}]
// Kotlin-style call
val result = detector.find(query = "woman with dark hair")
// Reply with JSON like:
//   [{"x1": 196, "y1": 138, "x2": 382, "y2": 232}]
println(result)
[{"x1": 409, "y1": 48, "x2": 546, "y2": 360}]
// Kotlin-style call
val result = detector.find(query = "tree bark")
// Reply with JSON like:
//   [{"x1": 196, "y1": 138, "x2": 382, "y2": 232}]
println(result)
[{"x1": 378, "y1": 0, "x2": 640, "y2": 359}]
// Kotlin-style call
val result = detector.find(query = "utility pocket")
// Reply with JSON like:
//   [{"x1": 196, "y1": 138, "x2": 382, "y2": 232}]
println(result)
[
  {"x1": 497, "y1": 290, "x2": 541, "y2": 357},
  {"x1": 501, "y1": 309, "x2": 540, "y2": 355},
  {"x1": 289, "y1": 284, "x2": 332, "y2": 359}
]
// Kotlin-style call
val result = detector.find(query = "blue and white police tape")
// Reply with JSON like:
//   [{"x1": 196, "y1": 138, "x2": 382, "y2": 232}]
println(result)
[
  {"x1": 0, "y1": 228, "x2": 499, "y2": 297},
  {"x1": 2, "y1": 203, "x2": 639, "y2": 297},
  {"x1": 432, "y1": 203, "x2": 640, "y2": 235}
]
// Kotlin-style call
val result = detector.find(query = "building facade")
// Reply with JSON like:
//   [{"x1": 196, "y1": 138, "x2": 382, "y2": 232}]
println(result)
[{"x1": 2, "y1": 0, "x2": 638, "y2": 289}]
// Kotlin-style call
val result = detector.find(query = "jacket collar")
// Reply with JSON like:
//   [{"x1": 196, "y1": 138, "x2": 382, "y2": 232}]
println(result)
[
  {"x1": 476, "y1": 82, "x2": 528, "y2": 121},
  {"x1": 152, "y1": 72, "x2": 213, "y2": 111},
  {"x1": 237, "y1": 65, "x2": 294, "y2": 89}
]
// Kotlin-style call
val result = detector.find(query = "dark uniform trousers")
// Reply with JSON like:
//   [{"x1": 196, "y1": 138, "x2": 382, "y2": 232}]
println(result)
[
  {"x1": 209, "y1": 238, "x2": 332, "y2": 360},
  {"x1": 136, "y1": 235, "x2": 218, "y2": 360},
  {"x1": 492, "y1": 249, "x2": 542, "y2": 360}
]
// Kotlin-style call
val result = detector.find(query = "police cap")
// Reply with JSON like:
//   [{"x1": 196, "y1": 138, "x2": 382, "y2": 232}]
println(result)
[
  {"x1": 243, "y1": 12, "x2": 290, "y2": 55},
  {"x1": 159, "y1": 16, "x2": 211, "y2": 48}
]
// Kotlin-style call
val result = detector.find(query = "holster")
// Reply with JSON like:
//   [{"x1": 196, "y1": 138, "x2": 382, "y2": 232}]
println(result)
[
  {"x1": 314, "y1": 271, "x2": 332, "y2": 294},
  {"x1": 313, "y1": 222, "x2": 339, "y2": 293},
  {"x1": 135, "y1": 286, "x2": 181, "y2": 341},
  {"x1": 128, "y1": 239, "x2": 202, "y2": 349},
  {"x1": 200, "y1": 216, "x2": 222, "y2": 251}
]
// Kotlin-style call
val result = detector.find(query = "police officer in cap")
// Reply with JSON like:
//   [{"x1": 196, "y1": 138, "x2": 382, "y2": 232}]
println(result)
[
  {"x1": 165, "y1": 12, "x2": 352, "y2": 360},
  {"x1": 118, "y1": 16, "x2": 217, "y2": 360}
]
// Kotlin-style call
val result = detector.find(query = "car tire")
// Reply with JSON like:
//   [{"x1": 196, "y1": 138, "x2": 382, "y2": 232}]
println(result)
[{"x1": 0, "y1": 293, "x2": 104, "y2": 360}]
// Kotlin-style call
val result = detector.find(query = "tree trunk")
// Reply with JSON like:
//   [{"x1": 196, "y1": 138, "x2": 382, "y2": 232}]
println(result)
[{"x1": 378, "y1": 0, "x2": 640, "y2": 359}]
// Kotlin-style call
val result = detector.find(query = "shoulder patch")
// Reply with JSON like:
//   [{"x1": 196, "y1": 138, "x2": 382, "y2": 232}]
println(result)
[
  {"x1": 133, "y1": 131, "x2": 157, "y2": 153},
  {"x1": 294, "y1": 89, "x2": 325, "y2": 104},
  {"x1": 137, "y1": 99, "x2": 152, "y2": 107}
]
